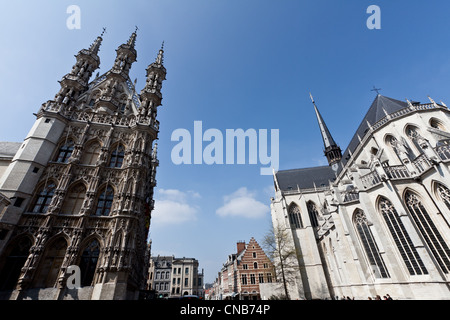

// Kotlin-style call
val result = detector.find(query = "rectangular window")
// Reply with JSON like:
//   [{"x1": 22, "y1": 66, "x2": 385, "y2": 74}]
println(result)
[
  {"x1": 243, "y1": 264, "x2": 248, "y2": 270},
  {"x1": 185, "y1": 267, "x2": 189, "y2": 274},
  {"x1": 267, "y1": 273, "x2": 272, "y2": 283},
  {"x1": 241, "y1": 274, "x2": 247, "y2": 285},
  {"x1": 250, "y1": 274, "x2": 256, "y2": 284},
  {"x1": 13, "y1": 197, "x2": 25, "y2": 208},
  {"x1": 259, "y1": 273, "x2": 264, "y2": 283},
  {"x1": 185, "y1": 278, "x2": 188, "y2": 286}
]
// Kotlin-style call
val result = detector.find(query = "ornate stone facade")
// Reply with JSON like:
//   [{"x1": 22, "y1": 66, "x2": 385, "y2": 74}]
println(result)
[
  {"x1": 0, "y1": 30, "x2": 165, "y2": 300},
  {"x1": 271, "y1": 95, "x2": 450, "y2": 300}
]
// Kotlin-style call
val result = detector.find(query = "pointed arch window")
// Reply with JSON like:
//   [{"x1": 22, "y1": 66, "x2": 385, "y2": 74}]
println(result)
[
  {"x1": 0, "y1": 236, "x2": 32, "y2": 290},
  {"x1": 404, "y1": 191, "x2": 450, "y2": 273},
  {"x1": 405, "y1": 125, "x2": 423, "y2": 153},
  {"x1": 33, "y1": 237, "x2": 67, "y2": 288},
  {"x1": 79, "y1": 239, "x2": 100, "y2": 287},
  {"x1": 108, "y1": 144, "x2": 125, "y2": 168},
  {"x1": 31, "y1": 182, "x2": 56, "y2": 213},
  {"x1": 288, "y1": 204, "x2": 303, "y2": 229},
  {"x1": 95, "y1": 186, "x2": 114, "y2": 216},
  {"x1": 435, "y1": 183, "x2": 450, "y2": 212},
  {"x1": 307, "y1": 201, "x2": 320, "y2": 228},
  {"x1": 81, "y1": 141, "x2": 101, "y2": 166},
  {"x1": 354, "y1": 209, "x2": 390, "y2": 278},
  {"x1": 379, "y1": 197, "x2": 428, "y2": 275},
  {"x1": 61, "y1": 184, "x2": 86, "y2": 215},
  {"x1": 55, "y1": 140, "x2": 75, "y2": 163}
]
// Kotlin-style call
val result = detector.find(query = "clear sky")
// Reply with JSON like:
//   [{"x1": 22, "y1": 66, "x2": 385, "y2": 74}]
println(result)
[{"x1": 1, "y1": 1, "x2": 450, "y2": 284}]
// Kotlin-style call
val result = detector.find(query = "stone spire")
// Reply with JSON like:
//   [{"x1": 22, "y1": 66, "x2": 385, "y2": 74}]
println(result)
[
  {"x1": 110, "y1": 29, "x2": 138, "y2": 77},
  {"x1": 54, "y1": 30, "x2": 104, "y2": 106},
  {"x1": 88, "y1": 28, "x2": 106, "y2": 55},
  {"x1": 139, "y1": 43, "x2": 167, "y2": 120},
  {"x1": 310, "y1": 93, "x2": 342, "y2": 169}
]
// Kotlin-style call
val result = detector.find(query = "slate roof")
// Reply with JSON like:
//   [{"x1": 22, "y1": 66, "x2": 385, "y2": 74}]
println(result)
[
  {"x1": 275, "y1": 165, "x2": 336, "y2": 191},
  {"x1": 339, "y1": 94, "x2": 409, "y2": 169},
  {"x1": 0, "y1": 142, "x2": 21, "y2": 158},
  {"x1": 275, "y1": 95, "x2": 411, "y2": 191}
]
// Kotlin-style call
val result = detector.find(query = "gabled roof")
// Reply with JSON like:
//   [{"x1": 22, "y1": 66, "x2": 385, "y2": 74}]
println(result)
[
  {"x1": 340, "y1": 94, "x2": 409, "y2": 169},
  {"x1": 275, "y1": 165, "x2": 336, "y2": 192}
]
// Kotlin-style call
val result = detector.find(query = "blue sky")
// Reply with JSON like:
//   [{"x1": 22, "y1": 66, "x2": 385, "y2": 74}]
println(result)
[{"x1": 2, "y1": 1, "x2": 450, "y2": 283}]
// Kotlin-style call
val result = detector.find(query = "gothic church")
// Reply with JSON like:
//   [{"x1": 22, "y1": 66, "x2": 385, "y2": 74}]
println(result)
[
  {"x1": 271, "y1": 94, "x2": 450, "y2": 299},
  {"x1": 0, "y1": 30, "x2": 165, "y2": 300}
]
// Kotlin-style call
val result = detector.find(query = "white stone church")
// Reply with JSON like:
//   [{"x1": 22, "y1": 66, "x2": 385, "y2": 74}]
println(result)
[{"x1": 270, "y1": 94, "x2": 450, "y2": 300}]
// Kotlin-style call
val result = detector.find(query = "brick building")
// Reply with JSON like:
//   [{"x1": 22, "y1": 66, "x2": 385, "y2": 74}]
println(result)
[{"x1": 212, "y1": 237, "x2": 275, "y2": 300}]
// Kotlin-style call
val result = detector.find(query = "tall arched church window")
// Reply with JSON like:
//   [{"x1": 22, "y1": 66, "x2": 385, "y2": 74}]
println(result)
[
  {"x1": 31, "y1": 182, "x2": 56, "y2": 213},
  {"x1": 288, "y1": 204, "x2": 303, "y2": 229},
  {"x1": 378, "y1": 197, "x2": 428, "y2": 275},
  {"x1": 55, "y1": 140, "x2": 74, "y2": 163},
  {"x1": 79, "y1": 239, "x2": 100, "y2": 286},
  {"x1": 404, "y1": 191, "x2": 450, "y2": 273},
  {"x1": 33, "y1": 237, "x2": 68, "y2": 288},
  {"x1": 61, "y1": 184, "x2": 86, "y2": 215},
  {"x1": 354, "y1": 209, "x2": 390, "y2": 278},
  {"x1": 307, "y1": 201, "x2": 319, "y2": 228},
  {"x1": 81, "y1": 141, "x2": 101, "y2": 165},
  {"x1": 95, "y1": 186, "x2": 114, "y2": 216},
  {"x1": 108, "y1": 144, "x2": 125, "y2": 168},
  {"x1": 0, "y1": 237, "x2": 32, "y2": 290}
]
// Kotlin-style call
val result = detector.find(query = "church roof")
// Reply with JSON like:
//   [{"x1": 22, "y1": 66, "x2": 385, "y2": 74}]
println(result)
[
  {"x1": 275, "y1": 165, "x2": 336, "y2": 191},
  {"x1": 340, "y1": 94, "x2": 409, "y2": 169},
  {"x1": 0, "y1": 142, "x2": 21, "y2": 159},
  {"x1": 275, "y1": 94, "x2": 411, "y2": 192}
]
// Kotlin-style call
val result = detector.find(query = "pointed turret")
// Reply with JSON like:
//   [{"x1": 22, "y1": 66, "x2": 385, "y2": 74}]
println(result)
[
  {"x1": 54, "y1": 30, "x2": 104, "y2": 107},
  {"x1": 139, "y1": 42, "x2": 167, "y2": 122},
  {"x1": 110, "y1": 29, "x2": 138, "y2": 77},
  {"x1": 310, "y1": 93, "x2": 342, "y2": 169}
]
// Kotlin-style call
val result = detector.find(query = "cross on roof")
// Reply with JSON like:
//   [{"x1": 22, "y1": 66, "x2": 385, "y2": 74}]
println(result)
[{"x1": 371, "y1": 86, "x2": 382, "y2": 95}]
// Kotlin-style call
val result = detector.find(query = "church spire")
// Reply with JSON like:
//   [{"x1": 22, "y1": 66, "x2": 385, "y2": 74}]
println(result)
[{"x1": 310, "y1": 93, "x2": 342, "y2": 169}]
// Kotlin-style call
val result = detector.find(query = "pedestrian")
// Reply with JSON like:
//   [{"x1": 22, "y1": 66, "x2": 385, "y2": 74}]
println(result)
[
  {"x1": 386, "y1": 294, "x2": 393, "y2": 300},
  {"x1": 375, "y1": 295, "x2": 381, "y2": 300},
  {"x1": 368, "y1": 297, "x2": 372, "y2": 300}
]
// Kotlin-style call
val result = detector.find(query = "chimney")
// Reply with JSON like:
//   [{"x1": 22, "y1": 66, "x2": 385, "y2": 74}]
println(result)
[{"x1": 237, "y1": 241, "x2": 246, "y2": 255}]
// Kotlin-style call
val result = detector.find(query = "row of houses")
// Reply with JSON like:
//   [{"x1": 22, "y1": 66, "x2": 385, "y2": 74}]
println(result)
[
  {"x1": 146, "y1": 255, "x2": 204, "y2": 299},
  {"x1": 208, "y1": 237, "x2": 278, "y2": 300}
]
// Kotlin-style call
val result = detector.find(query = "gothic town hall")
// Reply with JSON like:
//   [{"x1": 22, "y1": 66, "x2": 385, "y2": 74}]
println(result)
[{"x1": 0, "y1": 30, "x2": 165, "y2": 300}]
